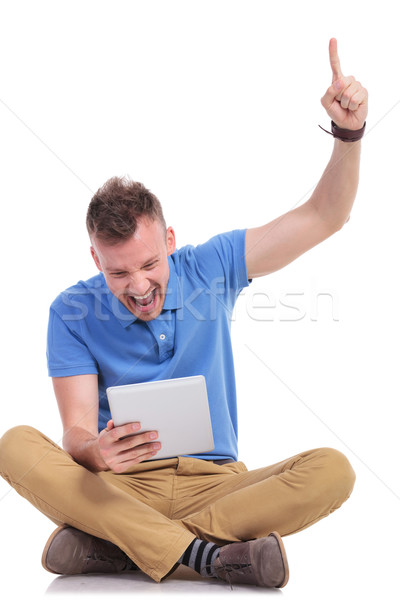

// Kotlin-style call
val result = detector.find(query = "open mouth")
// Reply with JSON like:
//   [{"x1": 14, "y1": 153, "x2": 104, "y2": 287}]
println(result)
[{"x1": 127, "y1": 288, "x2": 158, "y2": 313}]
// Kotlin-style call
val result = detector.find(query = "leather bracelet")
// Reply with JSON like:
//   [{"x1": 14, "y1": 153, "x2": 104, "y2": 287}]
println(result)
[{"x1": 319, "y1": 120, "x2": 366, "y2": 142}]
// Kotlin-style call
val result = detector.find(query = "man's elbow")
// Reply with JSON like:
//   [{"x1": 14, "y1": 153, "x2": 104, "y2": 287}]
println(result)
[{"x1": 332, "y1": 213, "x2": 351, "y2": 233}]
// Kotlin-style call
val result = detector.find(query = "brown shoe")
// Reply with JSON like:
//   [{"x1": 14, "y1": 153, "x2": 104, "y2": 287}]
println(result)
[
  {"x1": 42, "y1": 525, "x2": 138, "y2": 575},
  {"x1": 213, "y1": 532, "x2": 289, "y2": 588}
]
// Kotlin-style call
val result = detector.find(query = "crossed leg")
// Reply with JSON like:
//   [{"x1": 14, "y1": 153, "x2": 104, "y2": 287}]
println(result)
[{"x1": 0, "y1": 426, "x2": 355, "y2": 582}]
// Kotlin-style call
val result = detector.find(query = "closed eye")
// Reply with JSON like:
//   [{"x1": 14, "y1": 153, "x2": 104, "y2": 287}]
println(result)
[{"x1": 143, "y1": 261, "x2": 158, "y2": 270}]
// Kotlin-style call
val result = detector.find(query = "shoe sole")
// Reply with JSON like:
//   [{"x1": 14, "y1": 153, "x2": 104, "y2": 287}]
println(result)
[
  {"x1": 41, "y1": 524, "x2": 70, "y2": 574},
  {"x1": 269, "y1": 531, "x2": 289, "y2": 588}
]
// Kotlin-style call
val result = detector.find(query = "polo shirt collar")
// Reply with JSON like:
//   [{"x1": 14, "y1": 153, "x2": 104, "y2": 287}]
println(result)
[
  {"x1": 102, "y1": 253, "x2": 183, "y2": 328},
  {"x1": 163, "y1": 254, "x2": 183, "y2": 311}
]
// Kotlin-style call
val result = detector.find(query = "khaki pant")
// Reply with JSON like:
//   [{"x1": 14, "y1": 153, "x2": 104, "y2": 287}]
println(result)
[{"x1": 0, "y1": 425, "x2": 355, "y2": 582}]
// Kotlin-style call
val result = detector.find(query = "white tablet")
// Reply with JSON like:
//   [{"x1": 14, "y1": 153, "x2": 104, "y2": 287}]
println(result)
[{"x1": 106, "y1": 375, "x2": 214, "y2": 460}]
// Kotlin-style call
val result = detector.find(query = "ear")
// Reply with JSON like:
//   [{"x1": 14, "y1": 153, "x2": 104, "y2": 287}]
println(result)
[
  {"x1": 90, "y1": 246, "x2": 103, "y2": 272},
  {"x1": 166, "y1": 226, "x2": 176, "y2": 256}
]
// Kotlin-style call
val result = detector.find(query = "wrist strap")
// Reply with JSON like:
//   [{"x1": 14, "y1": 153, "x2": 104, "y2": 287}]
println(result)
[{"x1": 319, "y1": 120, "x2": 366, "y2": 142}]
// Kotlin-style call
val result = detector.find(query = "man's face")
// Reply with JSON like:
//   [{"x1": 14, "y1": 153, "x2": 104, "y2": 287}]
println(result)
[{"x1": 90, "y1": 218, "x2": 176, "y2": 322}]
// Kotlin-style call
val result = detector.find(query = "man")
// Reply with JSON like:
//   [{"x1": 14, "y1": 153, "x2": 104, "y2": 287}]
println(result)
[{"x1": 0, "y1": 39, "x2": 367, "y2": 588}]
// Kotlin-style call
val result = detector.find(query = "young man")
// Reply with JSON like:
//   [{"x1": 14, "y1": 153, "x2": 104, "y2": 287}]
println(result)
[{"x1": 0, "y1": 39, "x2": 367, "y2": 588}]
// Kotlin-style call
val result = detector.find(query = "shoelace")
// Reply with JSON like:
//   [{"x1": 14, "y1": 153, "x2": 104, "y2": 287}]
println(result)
[
  {"x1": 87, "y1": 539, "x2": 134, "y2": 570},
  {"x1": 214, "y1": 563, "x2": 251, "y2": 591},
  {"x1": 87, "y1": 547, "x2": 110, "y2": 565},
  {"x1": 199, "y1": 558, "x2": 252, "y2": 579},
  {"x1": 214, "y1": 561, "x2": 252, "y2": 576},
  {"x1": 211, "y1": 560, "x2": 253, "y2": 590}
]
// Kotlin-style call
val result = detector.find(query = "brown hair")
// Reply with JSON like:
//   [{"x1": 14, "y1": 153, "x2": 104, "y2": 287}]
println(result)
[{"x1": 86, "y1": 176, "x2": 166, "y2": 244}]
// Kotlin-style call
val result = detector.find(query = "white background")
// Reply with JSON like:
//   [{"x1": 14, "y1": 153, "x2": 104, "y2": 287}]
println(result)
[{"x1": 0, "y1": 1, "x2": 399, "y2": 598}]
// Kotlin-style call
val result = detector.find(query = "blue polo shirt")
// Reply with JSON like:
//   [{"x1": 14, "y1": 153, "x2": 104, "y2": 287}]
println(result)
[{"x1": 47, "y1": 229, "x2": 250, "y2": 460}]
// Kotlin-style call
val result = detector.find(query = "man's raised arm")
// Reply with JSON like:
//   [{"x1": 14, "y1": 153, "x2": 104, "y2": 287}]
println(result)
[{"x1": 245, "y1": 38, "x2": 368, "y2": 279}]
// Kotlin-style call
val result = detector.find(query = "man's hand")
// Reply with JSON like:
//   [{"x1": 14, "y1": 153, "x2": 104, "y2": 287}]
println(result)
[
  {"x1": 98, "y1": 420, "x2": 161, "y2": 473},
  {"x1": 321, "y1": 38, "x2": 368, "y2": 131}
]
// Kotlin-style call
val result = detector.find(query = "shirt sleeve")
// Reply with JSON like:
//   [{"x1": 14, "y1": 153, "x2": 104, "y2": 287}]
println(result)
[
  {"x1": 182, "y1": 229, "x2": 251, "y2": 308},
  {"x1": 46, "y1": 307, "x2": 99, "y2": 377}
]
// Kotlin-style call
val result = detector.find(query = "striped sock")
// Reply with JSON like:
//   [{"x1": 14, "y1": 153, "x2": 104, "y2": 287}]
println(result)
[{"x1": 178, "y1": 538, "x2": 220, "y2": 578}]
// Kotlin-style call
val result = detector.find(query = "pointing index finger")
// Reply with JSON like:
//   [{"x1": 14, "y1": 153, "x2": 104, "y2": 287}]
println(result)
[{"x1": 329, "y1": 38, "x2": 343, "y2": 81}]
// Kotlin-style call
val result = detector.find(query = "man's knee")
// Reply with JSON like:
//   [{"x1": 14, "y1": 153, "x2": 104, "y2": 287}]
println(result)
[
  {"x1": 0, "y1": 425, "x2": 44, "y2": 480},
  {"x1": 314, "y1": 447, "x2": 356, "y2": 505}
]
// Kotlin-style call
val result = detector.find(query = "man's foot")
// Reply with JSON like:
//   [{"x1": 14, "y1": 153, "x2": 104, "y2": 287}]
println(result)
[
  {"x1": 213, "y1": 532, "x2": 289, "y2": 588},
  {"x1": 42, "y1": 525, "x2": 138, "y2": 575}
]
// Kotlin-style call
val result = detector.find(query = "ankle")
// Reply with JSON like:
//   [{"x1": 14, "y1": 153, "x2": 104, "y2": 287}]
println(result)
[{"x1": 178, "y1": 538, "x2": 220, "y2": 578}]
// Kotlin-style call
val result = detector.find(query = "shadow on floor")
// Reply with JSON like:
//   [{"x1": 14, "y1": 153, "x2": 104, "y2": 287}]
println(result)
[{"x1": 45, "y1": 564, "x2": 283, "y2": 595}]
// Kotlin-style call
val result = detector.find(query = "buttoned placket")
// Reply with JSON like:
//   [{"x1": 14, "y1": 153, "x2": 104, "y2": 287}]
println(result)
[{"x1": 145, "y1": 310, "x2": 176, "y2": 362}]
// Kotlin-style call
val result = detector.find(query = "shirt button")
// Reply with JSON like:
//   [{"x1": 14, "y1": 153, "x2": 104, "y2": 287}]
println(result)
[{"x1": 160, "y1": 334, "x2": 166, "y2": 340}]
